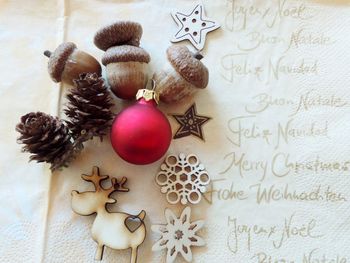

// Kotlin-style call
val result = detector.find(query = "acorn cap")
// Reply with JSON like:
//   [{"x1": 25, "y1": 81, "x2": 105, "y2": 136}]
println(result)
[
  {"x1": 46, "y1": 42, "x2": 76, "y2": 82},
  {"x1": 101, "y1": 45, "x2": 150, "y2": 66},
  {"x1": 166, "y1": 45, "x2": 209, "y2": 89},
  {"x1": 94, "y1": 21, "x2": 143, "y2": 51}
]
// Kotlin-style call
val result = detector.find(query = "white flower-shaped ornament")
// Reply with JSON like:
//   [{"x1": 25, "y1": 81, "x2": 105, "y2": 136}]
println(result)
[{"x1": 152, "y1": 207, "x2": 205, "y2": 263}]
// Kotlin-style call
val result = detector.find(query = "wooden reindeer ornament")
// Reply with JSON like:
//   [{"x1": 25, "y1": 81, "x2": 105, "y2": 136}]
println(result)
[{"x1": 71, "y1": 166, "x2": 146, "y2": 263}]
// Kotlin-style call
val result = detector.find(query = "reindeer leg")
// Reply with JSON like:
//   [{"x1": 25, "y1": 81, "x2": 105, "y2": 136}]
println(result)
[
  {"x1": 95, "y1": 244, "x2": 104, "y2": 261},
  {"x1": 130, "y1": 246, "x2": 138, "y2": 263}
]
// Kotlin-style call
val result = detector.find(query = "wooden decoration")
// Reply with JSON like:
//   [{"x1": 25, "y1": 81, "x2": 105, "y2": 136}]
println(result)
[
  {"x1": 152, "y1": 207, "x2": 205, "y2": 263},
  {"x1": 171, "y1": 4, "x2": 220, "y2": 50},
  {"x1": 71, "y1": 166, "x2": 146, "y2": 263},
  {"x1": 171, "y1": 103, "x2": 211, "y2": 141},
  {"x1": 156, "y1": 153, "x2": 210, "y2": 205}
]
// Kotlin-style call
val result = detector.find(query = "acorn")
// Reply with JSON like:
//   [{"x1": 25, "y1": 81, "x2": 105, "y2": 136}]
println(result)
[
  {"x1": 153, "y1": 45, "x2": 209, "y2": 104},
  {"x1": 44, "y1": 42, "x2": 101, "y2": 86},
  {"x1": 101, "y1": 45, "x2": 150, "y2": 100},
  {"x1": 94, "y1": 21, "x2": 150, "y2": 100}
]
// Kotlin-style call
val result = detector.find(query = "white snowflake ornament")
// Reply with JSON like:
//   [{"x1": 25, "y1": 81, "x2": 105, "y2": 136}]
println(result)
[
  {"x1": 152, "y1": 207, "x2": 205, "y2": 263},
  {"x1": 156, "y1": 153, "x2": 210, "y2": 205},
  {"x1": 171, "y1": 3, "x2": 220, "y2": 50}
]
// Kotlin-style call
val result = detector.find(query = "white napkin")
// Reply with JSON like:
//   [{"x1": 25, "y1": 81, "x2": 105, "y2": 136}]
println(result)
[{"x1": 1, "y1": 0, "x2": 350, "y2": 262}]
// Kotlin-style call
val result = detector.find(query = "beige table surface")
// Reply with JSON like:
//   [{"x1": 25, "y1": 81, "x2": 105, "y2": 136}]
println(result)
[{"x1": 1, "y1": 0, "x2": 350, "y2": 262}]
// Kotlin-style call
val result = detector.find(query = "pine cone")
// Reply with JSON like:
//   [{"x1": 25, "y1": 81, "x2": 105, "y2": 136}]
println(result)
[
  {"x1": 65, "y1": 73, "x2": 114, "y2": 145},
  {"x1": 16, "y1": 112, "x2": 74, "y2": 171}
]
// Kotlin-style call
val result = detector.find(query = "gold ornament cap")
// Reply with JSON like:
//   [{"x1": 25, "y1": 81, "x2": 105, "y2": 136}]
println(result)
[{"x1": 136, "y1": 79, "x2": 159, "y2": 104}]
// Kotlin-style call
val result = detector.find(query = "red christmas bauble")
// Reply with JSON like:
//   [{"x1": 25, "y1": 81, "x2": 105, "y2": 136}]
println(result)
[{"x1": 110, "y1": 95, "x2": 172, "y2": 165}]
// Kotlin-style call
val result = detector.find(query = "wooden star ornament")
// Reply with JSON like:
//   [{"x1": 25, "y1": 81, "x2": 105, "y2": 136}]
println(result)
[
  {"x1": 171, "y1": 3, "x2": 220, "y2": 50},
  {"x1": 171, "y1": 103, "x2": 211, "y2": 141},
  {"x1": 152, "y1": 207, "x2": 205, "y2": 263}
]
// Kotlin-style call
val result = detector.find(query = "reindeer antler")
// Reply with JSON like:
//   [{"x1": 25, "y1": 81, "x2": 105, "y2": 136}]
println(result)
[
  {"x1": 112, "y1": 177, "x2": 129, "y2": 192},
  {"x1": 82, "y1": 166, "x2": 109, "y2": 191},
  {"x1": 104, "y1": 177, "x2": 129, "y2": 197}
]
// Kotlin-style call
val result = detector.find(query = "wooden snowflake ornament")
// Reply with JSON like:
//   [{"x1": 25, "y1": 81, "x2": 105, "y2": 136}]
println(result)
[
  {"x1": 156, "y1": 153, "x2": 210, "y2": 205},
  {"x1": 152, "y1": 207, "x2": 205, "y2": 263},
  {"x1": 71, "y1": 166, "x2": 146, "y2": 263},
  {"x1": 171, "y1": 4, "x2": 220, "y2": 50}
]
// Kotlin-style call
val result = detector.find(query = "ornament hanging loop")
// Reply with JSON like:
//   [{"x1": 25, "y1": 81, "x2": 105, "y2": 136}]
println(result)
[{"x1": 151, "y1": 79, "x2": 156, "y2": 91}]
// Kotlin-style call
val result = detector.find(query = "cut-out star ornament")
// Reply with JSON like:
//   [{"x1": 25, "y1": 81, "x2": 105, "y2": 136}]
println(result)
[
  {"x1": 171, "y1": 4, "x2": 220, "y2": 50},
  {"x1": 152, "y1": 207, "x2": 205, "y2": 263},
  {"x1": 171, "y1": 103, "x2": 211, "y2": 141}
]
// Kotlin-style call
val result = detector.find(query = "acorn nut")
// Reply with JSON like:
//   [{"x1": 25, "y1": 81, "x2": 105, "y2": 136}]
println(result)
[
  {"x1": 101, "y1": 45, "x2": 150, "y2": 100},
  {"x1": 94, "y1": 21, "x2": 150, "y2": 100},
  {"x1": 153, "y1": 45, "x2": 209, "y2": 104},
  {"x1": 44, "y1": 42, "x2": 101, "y2": 86}
]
